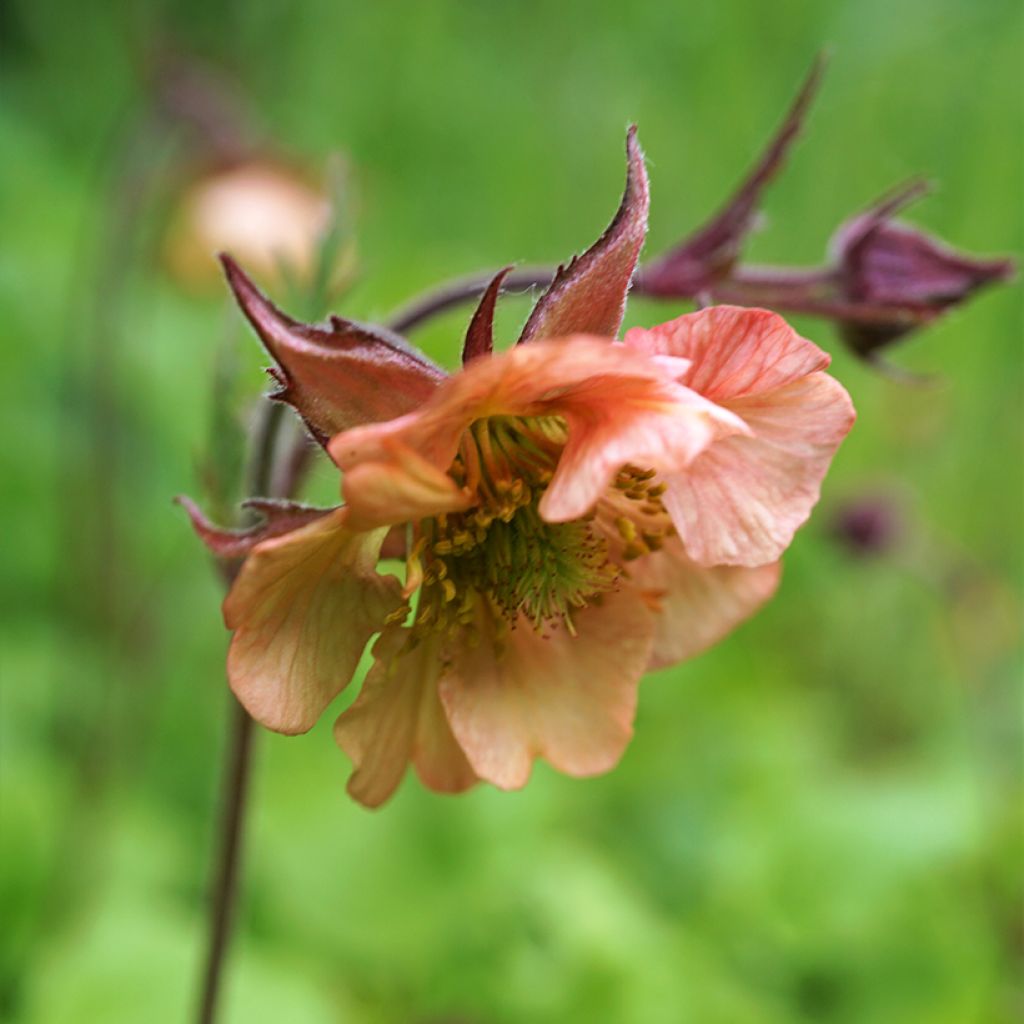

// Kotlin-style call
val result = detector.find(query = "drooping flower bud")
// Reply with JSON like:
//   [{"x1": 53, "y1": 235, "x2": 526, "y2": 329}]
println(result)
[{"x1": 829, "y1": 183, "x2": 1014, "y2": 358}]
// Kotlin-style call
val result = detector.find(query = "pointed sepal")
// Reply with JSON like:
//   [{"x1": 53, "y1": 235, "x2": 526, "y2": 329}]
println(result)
[
  {"x1": 176, "y1": 494, "x2": 336, "y2": 560},
  {"x1": 519, "y1": 125, "x2": 649, "y2": 342},
  {"x1": 462, "y1": 267, "x2": 511, "y2": 363},
  {"x1": 638, "y1": 56, "x2": 825, "y2": 297},
  {"x1": 221, "y1": 255, "x2": 445, "y2": 445}
]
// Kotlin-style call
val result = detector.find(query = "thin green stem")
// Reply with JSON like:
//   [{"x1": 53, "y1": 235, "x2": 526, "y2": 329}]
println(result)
[{"x1": 195, "y1": 398, "x2": 289, "y2": 1024}]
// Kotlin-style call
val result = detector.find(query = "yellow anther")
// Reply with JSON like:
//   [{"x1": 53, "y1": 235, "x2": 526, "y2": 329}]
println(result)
[
  {"x1": 615, "y1": 516, "x2": 638, "y2": 542},
  {"x1": 441, "y1": 579, "x2": 457, "y2": 603},
  {"x1": 623, "y1": 540, "x2": 648, "y2": 561},
  {"x1": 647, "y1": 483, "x2": 667, "y2": 498},
  {"x1": 433, "y1": 539, "x2": 453, "y2": 555}
]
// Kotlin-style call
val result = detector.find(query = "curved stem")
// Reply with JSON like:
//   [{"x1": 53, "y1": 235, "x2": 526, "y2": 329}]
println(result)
[
  {"x1": 386, "y1": 267, "x2": 553, "y2": 334},
  {"x1": 384, "y1": 261, "x2": 925, "y2": 339}
]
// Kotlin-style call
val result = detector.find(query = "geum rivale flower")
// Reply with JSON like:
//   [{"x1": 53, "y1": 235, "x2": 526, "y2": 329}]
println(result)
[{"x1": 184, "y1": 128, "x2": 854, "y2": 807}]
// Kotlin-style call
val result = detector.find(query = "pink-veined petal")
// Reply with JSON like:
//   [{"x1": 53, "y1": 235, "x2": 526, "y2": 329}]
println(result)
[
  {"x1": 663, "y1": 372, "x2": 855, "y2": 566},
  {"x1": 329, "y1": 336, "x2": 745, "y2": 527},
  {"x1": 334, "y1": 628, "x2": 478, "y2": 808},
  {"x1": 625, "y1": 305, "x2": 831, "y2": 403},
  {"x1": 222, "y1": 256, "x2": 444, "y2": 444},
  {"x1": 223, "y1": 510, "x2": 403, "y2": 734},
  {"x1": 438, "y1": 588, "x2": 655, "y2": 790},
  {"x1": 540, "y1": 375, "x2": 748, "y2": 523},
  {"x1": 627, "y1": 537, "x2": 781, "y2": 668}
]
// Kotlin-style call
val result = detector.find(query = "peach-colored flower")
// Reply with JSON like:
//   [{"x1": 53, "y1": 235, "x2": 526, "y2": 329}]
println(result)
[
  {"x1": 186, "y1": 129, "x2": 854, "y2": 807},
  {"x1": 165, "y1": 158, "x2": 332, "y2": 290}
]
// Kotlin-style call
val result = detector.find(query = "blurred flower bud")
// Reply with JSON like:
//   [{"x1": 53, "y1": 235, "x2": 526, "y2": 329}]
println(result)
[
  {"x1": 829, "y1": 495, "x2": 903, "y2": 559},
  {"x1": 165, "y1": 158, "x2": 333, "y2": 291},
  {"x1": 829, "y1": 182, "x2": 1014, "y2": 358}
]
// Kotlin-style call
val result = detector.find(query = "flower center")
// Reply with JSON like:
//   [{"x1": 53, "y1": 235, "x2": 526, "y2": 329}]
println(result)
[{"x1": 408, "y1": 416, "x2": 619, "y2": 637}]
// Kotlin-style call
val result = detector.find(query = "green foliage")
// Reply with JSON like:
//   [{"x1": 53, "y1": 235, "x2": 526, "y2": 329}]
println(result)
[{"x1": 0, "y1": 1, "x2": 1020, "y2": 1021}]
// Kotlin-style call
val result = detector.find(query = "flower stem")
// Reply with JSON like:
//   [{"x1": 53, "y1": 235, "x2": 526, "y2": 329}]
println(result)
[
  {"x1": 195, "y1": 398, "x2": 291, "y2": 1024},
  {"x1": 386, "y1": 262, "x2": 932, "y2": 336},
  {"x1": 196, "y1": 696, "x2": 255, "y2": 1024},
  {"x1": 387, "y1": 267, "x2": 553, "y2": 334}
]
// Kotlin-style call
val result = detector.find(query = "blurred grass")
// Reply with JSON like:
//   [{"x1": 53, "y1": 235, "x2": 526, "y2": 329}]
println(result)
[{"x1": 0, "y1": 1, "x2": 1021, "y2": 1022}]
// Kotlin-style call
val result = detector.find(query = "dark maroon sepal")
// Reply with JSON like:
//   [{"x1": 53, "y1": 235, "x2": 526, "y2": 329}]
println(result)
[
  {"x1": 221, "y1": 255, "x2": 446, "y2": 445},
  {"x1": 462, "y1": 267, "x2": 512, "y2": 363},
  {"x1": 637, "y1": 56, "x2": 825, "y2": 297},
  {"x1": 519, "y1": 125, "x2": 649, "y2": 342},
  {"x1": 176, "y1": 494, "x2": 336, "y2": 560}
]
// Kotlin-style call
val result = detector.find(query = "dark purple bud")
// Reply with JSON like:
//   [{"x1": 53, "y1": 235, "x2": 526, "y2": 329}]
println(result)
[
  {"x1": 830, "y1": 182, "x2": 1014, "y2": 357},
  {"x1": 828, "y1": 496, "x2": 903, "y2": 559},
  {"x1": 637, "y1": 57, "x2": 824, "y2": 297}
]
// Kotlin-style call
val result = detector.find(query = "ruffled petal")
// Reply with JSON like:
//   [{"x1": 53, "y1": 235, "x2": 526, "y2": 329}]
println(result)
[
  {"x1": 329, "y1": 337, "x2": 745, "y2": 527},
  {"x1": 341, "y1": 440, "x2": 473, "y2": 531},
  {"x1": 222, "y1": 256, "x2": 444, "y2": 444},
  {"x1": 438, "y1": 588, "x2": 655, "y2": 790},
  {"x1": 540, "y1": 376, "x2": 747, "y2": 523},
  {"x1": 626, "y1": 538, "x2": 781, "y2": 668},
  {"x1": 334, "y1": 628, "x2": 478, "y2": 808},
  {"x1": 519, "y1": 126, "x2": 649, "y2": 342},
  {"x1": 663, "y1": 372, "x2": 855, "y2": 566},
  {"x1": 223, "y1": 510, "x2": 403, "y2": 733},
  {"x1": 624, "y1": 305, "x2": 830, "y2": 403}
]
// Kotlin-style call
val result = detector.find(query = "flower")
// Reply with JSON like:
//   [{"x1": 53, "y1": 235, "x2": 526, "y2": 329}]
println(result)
[
  {"x1": 165, "y1": 157, "x2": 332, "y2": 290},
  {"x1": 185, "y1": 128, "x2": 854, "y2": 807}
]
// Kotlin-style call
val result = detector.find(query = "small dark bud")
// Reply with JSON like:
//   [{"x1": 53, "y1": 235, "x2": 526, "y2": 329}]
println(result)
[
  {"x1": 829, "y1": 496, "x2": 903, "y2": 558},
  {"x1": 830, "y1": 184, "x2": 1014, "y2": 358}
]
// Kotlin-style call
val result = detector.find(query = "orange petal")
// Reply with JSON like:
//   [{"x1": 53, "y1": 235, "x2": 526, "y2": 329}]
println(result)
[
  {"x1": 334, "y1": 628, "x2": 477, "y2": 808},
  {"x1": 223, "y1": 510, "x2": 403, "y2": 734},
  {"x1": 330, "y1": 337, "x2": 744, "y2": 525},
  {"x1": 540, "y1": 374, "x2": 748, "y2": 523},
  {"x1": 627, "y1": 538, "x2": 781, "y2": 668},
  {"x1": 340, "y1": 440, "x2": 473, "y2": 531},
  {"x1": 663, "y1": 372, "x2": 855, "y2": 566},
  {"x1": 520, "y1": 126, "x2": 649, "y2": 342},
  {"x1": 624, "y1": 305, "x2": 830, "y2": 403},
  {"x1": 438, "y1": 588, "x2": 655, "y2": 790}
]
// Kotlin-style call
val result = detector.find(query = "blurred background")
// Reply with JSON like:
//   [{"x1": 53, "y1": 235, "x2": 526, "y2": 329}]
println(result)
[{"x1": 1, "y1": 1, "x2": 1021, "y2": 1022}]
